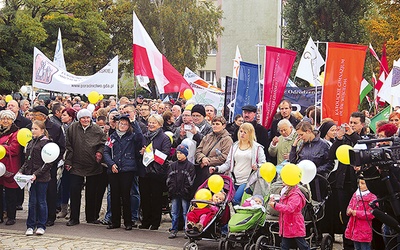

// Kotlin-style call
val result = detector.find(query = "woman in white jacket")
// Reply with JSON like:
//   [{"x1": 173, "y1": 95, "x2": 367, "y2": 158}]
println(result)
[{"x1": 209, "y1": 123, "x2": 266, "y2": 205}]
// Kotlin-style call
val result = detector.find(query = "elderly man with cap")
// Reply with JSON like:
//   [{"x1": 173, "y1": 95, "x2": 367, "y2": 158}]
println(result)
[
  {"x1": 186, "y1": 104, "x2": 212, "y2": 145},
  {"x1": 233, "y1": 105, "x2": 269, "y2": 157},
  {"x1": 65, "y1": 109, "x2": 107, "y2": 226},
  {"x1": 30, "y1": 105, "x2": 65, "y2": 227}
]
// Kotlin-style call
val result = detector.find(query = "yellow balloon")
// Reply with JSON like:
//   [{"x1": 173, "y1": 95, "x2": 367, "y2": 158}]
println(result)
[
  {"x1": 17, "y1": 128, "x2": 32, "y2": 147},
  {"x1": 88, "y1": 91, "x2": 100, "y2": 104},
  {"x1": 280, "y1": 163, "x2": 302, "y2": 186},
  {"x1": 336, "y1": 145, "x2": 353, "y2": 165},
  {"x1": 183, "y1": 89, "x2": 193, "y2": 100},
  {"x1": 260, "y1": 162, "x2": 276, "y2": 182},
  {"x1": 208, "y1": 175, "x2": 224, "y2": 193},
  {"x1": 165, "y1": 131, "x2": 174, "y2": 144},
  {"x1": 99, "y1": 94, "x2": 104, "y2": 101},
  {"x1": 0, "y1": 145, "x2": 6, "y2": 160},
  {"x1": 185, "y1": 103, "x2": 194, "y2": 111},
  {"x1": 5, "y1": 95, "x2": 12, "y2": 103},
  {"x1": 195, "y1": 188, "x2": 212, "y2": 208}
]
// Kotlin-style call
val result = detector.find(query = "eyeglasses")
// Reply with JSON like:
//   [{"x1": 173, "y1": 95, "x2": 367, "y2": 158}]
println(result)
[
  {"x1": 192, "y1": 114, "x2": 202, "y2": 118},
  {"x1": 119, "y1": 123, "x2": 129, "y2": 127}
]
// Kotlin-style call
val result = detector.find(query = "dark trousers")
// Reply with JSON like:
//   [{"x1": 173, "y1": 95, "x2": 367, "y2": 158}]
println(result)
[
  {"x1": 16, "y1": 187, "x2": 24, "y2": 206},
  {"x1": 139, "y1": 175, "x2": 164, "y2": 228},
  {"x1": 95, "y1": 167, "x2": 108, "y2": 221},
  {"x1": 46, "y1": 165, "x2": 57, "y2": 222},
  {"x1": 4, "y1": 187, "x2": 18, "y2": 220},
  {"x1": 109, "y1": 172, "x2": 134, "y2": 227},
  {"x1": 69, "y1": 172, "x2": 105, "y2": 222},
  {"x1": 338, "y1": 184, "x2": 356, "y2": 250}
]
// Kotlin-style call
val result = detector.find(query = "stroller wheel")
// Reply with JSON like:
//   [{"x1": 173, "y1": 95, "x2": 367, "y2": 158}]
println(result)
[
  {"x1": 320, "y1": 234, "x2": 333, "y2": 250},
  {"x1": 224, "y1": 240, "x2": 234, "y2": 250},
  {"x1": 255, "y1": 235, "x2": 269, "y2": 250},
  {"x1": 218, "y1": 240, "x2": 225, "y2": 250},
  {"x1": 183, "y1": 241, "x2": 198, "y2": 250},
  {"x1": 244, "y1": 243, "x2": 252, "y2": 250}
]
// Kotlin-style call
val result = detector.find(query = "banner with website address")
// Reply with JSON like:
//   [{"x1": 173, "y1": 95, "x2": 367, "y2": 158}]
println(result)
[{"x1": 32, "y1": 47, "x2": 118, "y2": 95}]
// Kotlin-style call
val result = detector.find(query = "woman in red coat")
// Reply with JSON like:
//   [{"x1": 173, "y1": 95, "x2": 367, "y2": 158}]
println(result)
[{"x1": 0, "y1": 110, "x2": 22, "y2": 225}]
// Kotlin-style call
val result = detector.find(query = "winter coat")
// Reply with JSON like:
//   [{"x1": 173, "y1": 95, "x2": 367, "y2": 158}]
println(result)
[
  {"x1": 65, "y1": 121, "x2": 106, "y2": 177},
  {"x1": 345, "y1": 191, "x2": 376, "y2": 242},
  {"x1": 274, "y1": 185, "x2": 306, "y2": 238},
  {"x1": 103, "y1": 124, "x2": 145, "y2": 175},
  {"x1": 44, "y1": 119, "x2": 65, "y2": 163},
  {"x1": 195, "y1": 129, "x2": 233, "y2": 167},
  {"x1": 143, "y1": 129, "x2": 172, "y2": 177},
  {"x1": 166, "y1": 159, "x2": 195, "y2": 200},
  {"x1": 19, "y1": 135, "x2": 52, "y2": 182},
  {"x1": 0, "y1": 124, "x2": 21, "y2": 188},
  {"x1": 268, "y1": 129, "x2": 297, "y2": 165}
]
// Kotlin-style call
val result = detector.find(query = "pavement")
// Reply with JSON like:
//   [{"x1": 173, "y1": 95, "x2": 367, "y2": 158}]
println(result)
[{"x1": 0, "y1": 189, "x2": 344, "y2": 249}]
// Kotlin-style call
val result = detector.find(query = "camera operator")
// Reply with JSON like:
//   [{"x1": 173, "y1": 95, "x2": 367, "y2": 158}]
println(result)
[{"x1": 329, "y1": 111, "x2": 366, "y2": 250}]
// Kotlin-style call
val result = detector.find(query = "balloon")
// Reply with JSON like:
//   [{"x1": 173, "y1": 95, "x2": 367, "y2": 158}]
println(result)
[
  {"x1": 99, "y1": 94, "x2": 104, "y2": 101},
  {"x1": 185, "y1": 103, "x2": 194, "y2": 111},
  {"x1": 208, "y1": 175, "x2": 224, "y2": 193},
  {"x1": 280, "y1": 163, "x2": 302, "y2": 186},
  {"x1": 195, "y1": 188, "x2": 212, "y2": 208},
  {"x1": 259, "y1": 162, "x2": 276, "y2": 182},
  {"x1": 297, "y1": 160, "x2": 317, "y2": 184},
  {"x1": 41, "y1": 142, "x2": 60, "y2": 163},
  {"x1": 17, "y1": 128, "x2": 32, "y2": 147},
  {"x1": 20, "y1": 86, "x2": 28, "y2": 94},
  {"x1": 87, "y1": 103, "x2": 95, "y2": 112},
  {"x1": 5, "y1": 95, "x2": 12, "y2": 103},
  {"x1": 336, "y1": 145, "x2": 353, "y2": 165},
  {"x1": 88, "y1": 91, "x2": 100, "y2": 104},
  {"x1": 165, "y1": 131, "x2": 174, "y2": 143},
  {"x1": 0, "y1": 145, "x2": 5, "y2": 160},
  {"x1": 0, "y1": 163, "x2": 5, "y2": 177},
  {"x1": 183, "y1": 89, "x2": 193, "y2": 100}
]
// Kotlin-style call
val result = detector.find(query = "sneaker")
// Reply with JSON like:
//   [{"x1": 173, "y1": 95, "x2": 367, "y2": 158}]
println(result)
[
  {"x1": 100, "y1": 219, "x2": 111, "y2": 225},
  {"x1": 36, "y1": 228, "x2": 45, "y2": 235},
  {"x1": 168, "y1": 231, "x2": 177, "y2": 239},
  {"x1": 25, "y1": 228, "x2": 34, "y2": 236}
]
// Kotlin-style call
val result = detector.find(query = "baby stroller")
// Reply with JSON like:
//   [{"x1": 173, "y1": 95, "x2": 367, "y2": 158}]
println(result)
[
  {"x1": 183, "y1": 175, "x2": 235, "y2": 250},
  {"x1": 219, "y1": 174, "x2": 270, "y2": 250},
  {"x1": 256, "y1": 175, "x2": 333, "y2": 250}
]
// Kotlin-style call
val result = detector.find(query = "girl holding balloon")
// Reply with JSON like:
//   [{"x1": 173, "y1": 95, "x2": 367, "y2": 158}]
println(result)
[{"x1": 18, "y1": 120, "x2": 52, "y2": 235}]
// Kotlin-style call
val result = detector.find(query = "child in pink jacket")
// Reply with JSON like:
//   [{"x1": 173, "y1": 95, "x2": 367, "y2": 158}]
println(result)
[
  {"x1": 345, "y1": 179, "x2": 377, "y2": 250},
  {"x1": 268, "y1": 184, "x2": 310, "y2": 250}
]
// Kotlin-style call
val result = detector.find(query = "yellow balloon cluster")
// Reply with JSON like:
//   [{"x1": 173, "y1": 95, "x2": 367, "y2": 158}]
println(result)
[
  {"x1": 88, "y1": 91, "x2": 100, "y2": 104},
  {"x1": 195, "y1": 188, "x2": 212, "y2": 208},
  {"x1": 259, "y1": 162, "x2": 276, "y2": 182},
  {"x1": 208, "y1": 175, "x2": 224, "y2": 193},
  {"x1": 0, "y1": 145, "x2": 6, "y2": 160},
  {"x1": 183, "y1": 89, "x2": 193, "y2": 100},
  {"x1": 336, "y1": 145, "x2": 352, "y2": 165},
  {"x1": 17, "y1": 128, "x2": 32, "y2": 147},
  {"x1": 280, "y1": 163, "x2": 302, "y2": 186}
]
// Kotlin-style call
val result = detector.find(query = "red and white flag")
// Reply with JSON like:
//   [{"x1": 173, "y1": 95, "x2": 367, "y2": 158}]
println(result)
[
  {"x1": 154, "y1": 149, "x2": 167, "y2": 165},
  {"x1": 105, "y1": 137, "x2": 114, "y2": 148},
  {"x1": 132, "y1": 12, "x2": 193, "y2": 94}
]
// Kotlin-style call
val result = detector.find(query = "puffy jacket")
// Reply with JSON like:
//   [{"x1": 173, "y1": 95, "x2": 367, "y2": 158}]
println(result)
[
  {"x1": 345, "y1": 191, "x2": 376, "y2": 242},
  {"x1": 166, "y1": 159, "x2": 195, "y2": 200},
  {"x1": 144, "y1": 129, "x2": 171, "y2": 177},
  {"x1": 0, "y1": 124, "x2": 21, "y2": 188},
  {"x1": 103, "y1": 126, "x2": 145, "y2": 175},
  {"x1": 274, "y1": 185, "x2": 306, "y2": 238}
]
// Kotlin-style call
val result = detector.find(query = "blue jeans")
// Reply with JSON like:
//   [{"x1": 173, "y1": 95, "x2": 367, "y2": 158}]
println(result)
[
  {"x1": 170, "y1": 198, "x2": 189, "y2": 232},
  {"x1": 354, "y1": 241, "x2": 371, "y2": 250},
  {"x1": 104, "y1": 184, "x2": 111, "y2": 222},
  {"x1": 27, "y1": 182, "x2": 49, "y2": 230},
  {"x1": 233, "y1": 183, "x2": 246, "y2": 206},
  {"x1": 281, "y1": 237, "x2": 310, "y2": 250},
  {"x1": 130, "y1": 176, "x2": 140, "y2": 222}
]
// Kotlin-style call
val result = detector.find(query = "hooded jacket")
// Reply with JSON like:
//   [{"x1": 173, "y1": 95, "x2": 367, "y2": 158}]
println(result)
[
  {"x1": 0, "y1": 124, "x2": 21, "y2": 188},
  {"x1": 166, "y1": 158, "x2": 195, "y2": 200}
]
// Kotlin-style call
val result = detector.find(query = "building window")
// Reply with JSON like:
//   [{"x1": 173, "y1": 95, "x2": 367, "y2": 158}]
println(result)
[
  {"x1": 208, "y1": 48, "x2": 217, "y2": 55},
  {"x1": 199, "y1": 70, "x2": 216, "y2": 83}
]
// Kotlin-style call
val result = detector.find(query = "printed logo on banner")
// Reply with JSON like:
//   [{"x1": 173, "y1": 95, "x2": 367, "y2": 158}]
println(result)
[{"x1": 34, "y1": 54, "x2": 58, "y2": 84}]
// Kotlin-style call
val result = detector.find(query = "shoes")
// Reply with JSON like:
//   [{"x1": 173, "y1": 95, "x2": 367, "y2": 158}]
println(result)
[
  {"x1": 25, "y1": 228, "x2": 34, "y2": 236},
  {"x1": 45, "y1": 220, "x2": 54, "y2": 227},
  {"x1": 107, "y1": 224, "x2": 120, "y2": 229},
  {"x1": 36, "y1": 228, "x2": 45, "y2": 235},
  {"x1": 16, "y1": 205, "x2": 23, "y2": 211},
  {"x1": 138, "y1": 224, "x2": 150, "y2": 229},
  {"x1": 100, "y1": 219, "x2": 111, "y2": 225},
  {"x1": 131, "y1": 221, "x2": 138, "y2": 228},
  {"x1": 87, "y1": 220, "x2": 101, "y2": 224},
  {"x1": 187, "y1": 221, "x2": 194, "y2": 230},
  {"x1": 57, "y1": 204, "x2": 68, "y2": 218},
  {"x1": 195, "y1": 223, "x2": 203, "y2": 232},
  {"x1": 5, "y1": 219, "x2": 15, "y2": 225},
  {"x1": 66, "y1": 219, "x2": 80, "y2": 226},
  {"x1": 168, "y1": 231, "x2": 177, "y2": 239},
  {"x1": 150, "y1": 225, "x2": 159, "y2": 230},
  {"x1": 125, "y1": 225, "x2": 132, "y2": 231}
]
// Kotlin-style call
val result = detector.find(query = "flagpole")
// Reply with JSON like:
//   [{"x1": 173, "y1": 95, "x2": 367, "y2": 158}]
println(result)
[
  {"x1": 256, "y1": 44, "x2": 266, "y2": 124},
  {"x1": 316, "y1": 41, "x2": 326, "y2": 124}
]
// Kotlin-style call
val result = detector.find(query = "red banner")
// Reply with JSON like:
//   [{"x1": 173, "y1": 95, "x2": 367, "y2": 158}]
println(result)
[
  {"x1": 322, "y1": 43, "x2": 367, "y2": 124},
  {"x1": 262, "y1": 46, "x2": 297, "y2": 129}
]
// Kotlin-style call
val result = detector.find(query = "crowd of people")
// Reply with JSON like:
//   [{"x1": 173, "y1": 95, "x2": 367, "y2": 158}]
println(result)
[{"x1": 0, "y1": 93, "x2": 399, "y2": 250}]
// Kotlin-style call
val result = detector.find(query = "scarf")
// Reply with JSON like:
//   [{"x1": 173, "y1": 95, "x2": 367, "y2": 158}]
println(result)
[
  {"x1": 116, "y1": 130, "x2": 126, "y2": 138},
  {"x1": 195, "y1": 119, "x2": 207, "y2": 132},
  {"x1": 146, "y1": 128, "x2": 161, "y2": 142}
]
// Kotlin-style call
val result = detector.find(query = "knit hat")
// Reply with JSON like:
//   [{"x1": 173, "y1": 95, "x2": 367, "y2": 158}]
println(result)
[
  {"x1": 176, "y1": 144, "x2": 189, "y2": 157},
  {"x1": 191, "y1": 104, "x2": 206, "y2": 117},
  {"x1": 319, "y1": 121, "x2": 335, "y2": 138},
  {"x1": 76, "y1": 109, "x2": 92, "y2": 120},
  {"x1": 0, "y1": 110, "x2": 16, "y2": 121},
  {"x1": 253, "y1": 195, "x2": 264, "y2": 204}
]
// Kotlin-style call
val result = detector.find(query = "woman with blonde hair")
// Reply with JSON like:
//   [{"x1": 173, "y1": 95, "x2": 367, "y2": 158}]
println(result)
[{"x1": 210, "y1": 123, "x2": 266, "y2": 205}]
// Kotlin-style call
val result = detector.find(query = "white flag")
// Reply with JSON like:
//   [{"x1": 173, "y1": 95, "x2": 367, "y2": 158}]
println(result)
[
  {"x1": 232, "y1": 45, "x2": 242, "y2": 79},
  {"x1": 295, "y1": 37, "x2": 325, "y2": 85},
  {"x1": 379, "y1": 59, "x2": 400, "y2": 106},
  {"x1": 53, "y1": 28, "x2": 66, "y2": 71}
]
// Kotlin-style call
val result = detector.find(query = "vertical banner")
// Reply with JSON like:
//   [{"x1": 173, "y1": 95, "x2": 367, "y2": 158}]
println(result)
[
  {"x1": 322, "y1": 43, "x2": 367, "y2": 124},
  {"x1": 233, "y1": 62, "x2": 260, "y2": 117},
  {"x1": 262, "y1": 46, "x2": 297, "y2": 129},
  {"x1": 223, "y1": 76, "x2": 237, "y2": 122}
]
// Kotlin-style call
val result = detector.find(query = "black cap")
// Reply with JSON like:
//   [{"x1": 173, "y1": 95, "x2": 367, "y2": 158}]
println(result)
[
  {"x1": 29, "y1": 105, "x2": 49, "y2": 116},
  {"x1": 138, "y1": 95, "x2": 144, "y2": 99},
  {"x1": 191, "y1": 104, "x2": 206, "y2": 117},
  {"x1": 241, "y1": 105, "x2": 257, "y2": 113}
]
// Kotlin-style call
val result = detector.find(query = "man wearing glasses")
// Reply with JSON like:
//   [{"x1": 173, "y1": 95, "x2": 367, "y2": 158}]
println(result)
[{"x1": 139, "y1": 104, "x2": 151, "y2": 126}]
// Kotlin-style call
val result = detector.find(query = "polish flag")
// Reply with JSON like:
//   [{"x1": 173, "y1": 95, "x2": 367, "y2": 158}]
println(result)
[
  {"x1": 154, "y1": 149, "x2": 167, "y2": 165},
  {"x1": 133, "y1": 12, "x2": 193, "y2": 94}
]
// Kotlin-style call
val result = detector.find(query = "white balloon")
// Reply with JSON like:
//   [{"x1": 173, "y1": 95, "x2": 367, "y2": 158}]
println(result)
[
  {"x1": 0, "y1": 162, "x2": 5, "y2": 177},
  {"x1": 20, "y1": 86, "x2": 28, "y2": 94},
  {"x1": 181, "y1": 138, "x2": 196, "y2": 164},
  {"x1": 298, "y1": 160, "x2": 317, "y2": 184},
  {"x1": 41, "y1": 142, "x2": 60, "y2": 163},
  {"x1": 87, "y1": 104, "x2": 95, "y2": 112}
]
